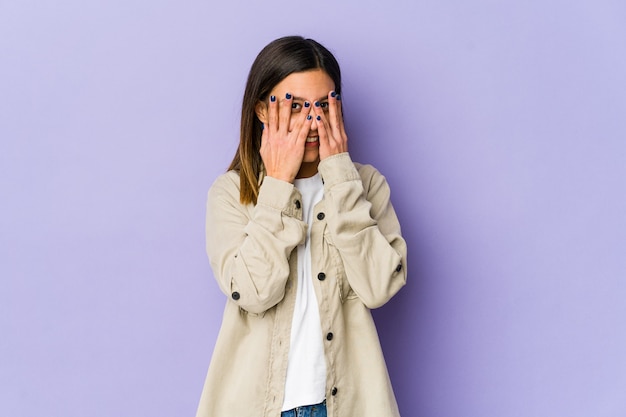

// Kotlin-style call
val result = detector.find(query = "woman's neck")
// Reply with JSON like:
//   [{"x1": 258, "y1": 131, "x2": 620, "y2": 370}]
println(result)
[{"x1": 296, "y1": 161, "x2": 319, "y2": 179}]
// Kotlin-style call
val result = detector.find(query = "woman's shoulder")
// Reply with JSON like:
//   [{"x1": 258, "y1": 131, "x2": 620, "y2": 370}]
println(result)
[
  {"x1": 353, "y1": 161, "x2": 393, "y2": 198},
  {"x1": 354, "y1": 161, "x2": 386, "y2": 183},
  {"x1": 353, "y1": 161, "x2": 377, "y2": 174},
  {"x1": 208, "y1": 170, "x2": 241, "y2": 199}
]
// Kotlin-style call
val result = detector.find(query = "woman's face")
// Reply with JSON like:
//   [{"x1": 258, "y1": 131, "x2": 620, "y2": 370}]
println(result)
[{"x1": 258, "y1": 69, "x2": 335, "y2": 171}]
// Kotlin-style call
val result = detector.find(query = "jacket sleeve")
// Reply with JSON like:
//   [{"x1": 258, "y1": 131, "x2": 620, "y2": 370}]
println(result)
[
  {"x1": 205, "y1": 173, "x2": 306, "y2": 314},
  {"x1": 318, "y1": 153, "x2": 407, "y2": 309}
]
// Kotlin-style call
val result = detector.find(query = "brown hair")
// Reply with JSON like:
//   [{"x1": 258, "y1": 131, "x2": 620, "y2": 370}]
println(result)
[{"x1": 228, "y1": 36, "x2": 342, "y2": 205}]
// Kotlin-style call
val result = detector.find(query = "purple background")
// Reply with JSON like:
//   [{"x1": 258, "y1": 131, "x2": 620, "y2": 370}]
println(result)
[{"x1": 2, "y1": 1, "x2": 625, "y2": 416}]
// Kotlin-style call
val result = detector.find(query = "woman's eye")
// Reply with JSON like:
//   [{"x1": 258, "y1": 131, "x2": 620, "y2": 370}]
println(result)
[
  {"x1": 291, "y1": 103, "x2": 302, "y2": 112},
  {"x1": 320, "y1": 102, "x2": 330, "y2": 111}
]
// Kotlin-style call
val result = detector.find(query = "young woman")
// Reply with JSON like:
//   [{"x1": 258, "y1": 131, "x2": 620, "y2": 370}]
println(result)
[{"x1": 196, "y1": 36, "x2": 407, "y2": 417}]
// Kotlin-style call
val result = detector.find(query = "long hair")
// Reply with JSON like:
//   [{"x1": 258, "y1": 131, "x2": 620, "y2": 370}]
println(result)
[{"x1": 228, "y1": 36, "x2": 342, "y2": 205}]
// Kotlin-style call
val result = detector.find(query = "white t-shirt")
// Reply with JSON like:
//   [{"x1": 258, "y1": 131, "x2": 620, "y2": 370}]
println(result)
[{"x1": 282, "y1": 173, "x2": 326, "y2": 411}]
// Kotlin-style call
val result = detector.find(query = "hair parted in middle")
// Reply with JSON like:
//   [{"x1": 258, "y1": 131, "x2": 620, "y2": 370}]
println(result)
[{"x1": 228, "y1": 35, "x2": 342, "y2": 205}]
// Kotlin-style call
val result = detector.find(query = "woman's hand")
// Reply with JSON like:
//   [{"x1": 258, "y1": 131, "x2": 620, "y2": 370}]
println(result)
[
  {"x1": 313, "y1": 91, "x2": 348, "y2": 160},
  {"x1": 260, "y1": 93, "x2": 313, "y2": 183}
]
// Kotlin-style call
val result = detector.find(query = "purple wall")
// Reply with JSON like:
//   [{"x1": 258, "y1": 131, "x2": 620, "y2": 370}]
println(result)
[{"x1": 2, "y1": 1, "x2": 625, "y2": 416}]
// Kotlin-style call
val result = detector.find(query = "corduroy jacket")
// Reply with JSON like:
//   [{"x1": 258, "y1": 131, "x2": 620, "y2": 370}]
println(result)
[{"x1": 196, "y1": 152, "x2": 407, "y2": 417}]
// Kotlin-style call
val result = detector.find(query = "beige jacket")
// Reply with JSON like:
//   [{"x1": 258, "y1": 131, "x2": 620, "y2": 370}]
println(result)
[{"x1": 196, "y1": 153, "x2": 407, "y2": 417}]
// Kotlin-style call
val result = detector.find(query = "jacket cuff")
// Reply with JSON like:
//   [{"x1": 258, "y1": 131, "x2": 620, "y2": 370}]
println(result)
[
  {"x1": 318, "y1": 152, "x2": 360, "y2": 188},
  {"x1": 257, "y1": 176, "x2": 303, "y2": 218}
]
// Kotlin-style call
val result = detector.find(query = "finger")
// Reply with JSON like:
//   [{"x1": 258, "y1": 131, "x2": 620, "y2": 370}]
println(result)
[
  {"x1": 295, "y1": 112, "x2": 315, "y2": 146},
  {"x1": 327, "y1": 91, "x2": 342, "y2": 135},
  {"x1": 268, "y1": 95, "x2": 278, "y2": 133},
  {"x1": 315, "y1": 113, "x2": 331, "y2": 150},
  {"x1": 278, "y1": 92, "x2": 292, "y2": 135},
  {"x1": 313, "y1": 101, "x2": 333, "y2": 141},
  {"x1": 290, "y1": 101, "x2": 312, "y2": 138},
  {"x1": 335, "y1": 93, "x2": 348, "y2": 141}
]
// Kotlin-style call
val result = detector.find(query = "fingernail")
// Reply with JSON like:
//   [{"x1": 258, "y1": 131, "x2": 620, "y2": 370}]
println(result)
[
  {"x1": 261, "y1": 123, "x2": 265, "y2": 130},
  {"x1": 330, "y1": 91, "x2": 336, "y2": 98},
  {"x1": 304, "y1": 101, "x2": 310, "y2": 108},
  {"x1": 316, "y1": 115, "x2": 321, "y2": 121},
  {"x1": 270, "y1": 95, "x2": 276, "y2": 102},
  {"x1": 314, "y1": 101, "x2": 320, "y2": 107},
  {"x1": 286, "y1": 93, "x2": 292, "y2": 99},
  {"x1": 307, "y1": 115, "x2": 312, "y2": 120},
  {"x1": 336, "y1": 94, "x2": 341, "y2": 101}
]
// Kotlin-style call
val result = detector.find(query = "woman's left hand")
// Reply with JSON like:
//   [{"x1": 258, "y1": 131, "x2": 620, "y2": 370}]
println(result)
[{"x1": 313, "y1": 91, "x2": 348, "y2": 160}]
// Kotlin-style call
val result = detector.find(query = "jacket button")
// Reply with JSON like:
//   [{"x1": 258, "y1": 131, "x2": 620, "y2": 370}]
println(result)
[
  {"x1": 231, "y1": 291, "x2": 240, "y2": 300},
  {"x1": 295, "y1": 200, "x2": 301, "y2": 209},
  {"x1": 317, "y1": 272, "x2": 326, "y2": 281},
  {"x1": 317, "y1": 212, "x2": 325, "y2": 220},
  {"x1": 331, "y1": 387, "x2": 338, "y2": 396},
  {"x1": 326, "y1": 332, "x2": 334, "y2": 341},
  {"x1": 395, "y1": 263, "x2": 402, "y2": 272}
]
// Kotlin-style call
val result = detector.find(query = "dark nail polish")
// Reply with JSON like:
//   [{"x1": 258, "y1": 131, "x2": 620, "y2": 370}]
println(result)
[
  {"x1": 261, "y1": 123, "x2": 265, "y2": 130},
  {"x1": 336, "y1": 94, "x2": 341, "y2": 101},
  {"x1": 330, "y1": 91, "x2": 336, "y2": 98},
  {"x1": 270, "y1": 95, "x2": 276, "y2": 102},
  {"x1": 286, "y1": 93, "x2": 292, "y2": 99},
  {"x1": 314, "y1": 101, "x2": 320, "y2": 107},
  {"x1": 307, "y1": 115, "x2": 312, "y2": 120},
  {"x1": 304, "y1": 102, "x2": 310, "y2": 108},
  {"x1": 316, "y1": 115, "x2": 321, "y2": 121}
]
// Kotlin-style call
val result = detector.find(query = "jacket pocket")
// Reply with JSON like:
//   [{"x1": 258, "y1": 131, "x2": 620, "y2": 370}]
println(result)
[
  {"x1": 323, "y1": 228, "x2": 357, "y2": 303},
  {"x1": 238, "y1": 306, "x2": 266, "y2": 318}
]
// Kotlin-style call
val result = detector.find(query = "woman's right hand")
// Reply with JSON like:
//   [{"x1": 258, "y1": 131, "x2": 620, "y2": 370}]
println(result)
[{"x1": 260, "y1": 93, "x2": 313, "y2": 183}]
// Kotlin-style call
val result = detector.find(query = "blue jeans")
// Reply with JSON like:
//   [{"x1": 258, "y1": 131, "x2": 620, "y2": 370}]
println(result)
[{"x1": 281, "y1": 400, "x2": 327, "y2": 417}]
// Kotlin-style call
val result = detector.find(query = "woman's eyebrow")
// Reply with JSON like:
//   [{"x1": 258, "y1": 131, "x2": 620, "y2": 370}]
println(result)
[{"x1": 293, "y1": 95, "x2": 329, "y2": 102}]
